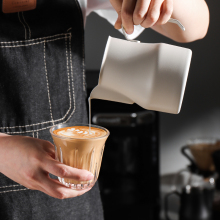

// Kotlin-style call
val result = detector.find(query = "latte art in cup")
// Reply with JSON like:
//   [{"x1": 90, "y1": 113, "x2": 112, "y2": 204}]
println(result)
[{"x1": 53, "y1": 126, "x2": 107, "y2": 139}]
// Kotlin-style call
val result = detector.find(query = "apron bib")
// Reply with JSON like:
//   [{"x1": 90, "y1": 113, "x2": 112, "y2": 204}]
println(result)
[{"x1": 0, "y1": 0, "x2": 103, "y2": 219}]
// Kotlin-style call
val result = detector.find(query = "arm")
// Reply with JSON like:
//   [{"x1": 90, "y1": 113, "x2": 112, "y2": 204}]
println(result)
[
  {"x1": 151, "y1": 0, "x2": 209, "y2": 42},
  {"x1": 0, "y1": 134, "x2": 93, "y2": 199},
  {"x1": 110, "y1": 0, "x2": 209, "y2": 43}
]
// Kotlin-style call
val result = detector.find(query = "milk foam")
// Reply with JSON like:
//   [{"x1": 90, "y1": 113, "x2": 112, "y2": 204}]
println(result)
[{"x1": 54, "y1": 126, "x2": 106, "y2": 139}]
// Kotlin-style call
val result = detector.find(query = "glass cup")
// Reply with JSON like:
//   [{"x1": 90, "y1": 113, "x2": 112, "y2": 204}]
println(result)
[{"x1": 50, "y1": 123, "x2": 109, "y2": 190}]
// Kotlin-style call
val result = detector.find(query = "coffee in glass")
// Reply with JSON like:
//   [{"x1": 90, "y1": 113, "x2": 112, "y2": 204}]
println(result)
[{"x1": 50, "y1": 123, "x2": 109, "y2": 190}]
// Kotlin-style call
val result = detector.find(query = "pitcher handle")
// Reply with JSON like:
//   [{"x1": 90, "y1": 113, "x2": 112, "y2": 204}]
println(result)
[
  {"x1": 168, "y1": 18, "x2": 185, "y2": 31},
  {"x1": 164, "y1": 191, "x2": 180, "y2": 220}
]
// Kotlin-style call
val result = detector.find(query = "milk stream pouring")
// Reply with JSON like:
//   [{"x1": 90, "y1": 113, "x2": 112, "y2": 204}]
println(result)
[{"x1": 89, "y1": 20, "x2": 192, "y2": 127}]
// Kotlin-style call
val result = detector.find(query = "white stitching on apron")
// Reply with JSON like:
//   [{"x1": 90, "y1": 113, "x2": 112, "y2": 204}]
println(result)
[
  {"x1": 82, "y1": 48, "x2": 86, "y2": 92},
  {"x1": 44, "y1": 40, "x2": 54, "y2": 125},
  {"x1": 0, "y1": 188, "x2": 29, "y2": 194},
  {"x1": 0, "y1": 184, "x2": 29, "y2": 194},
  {"x1": 18, "y1": 12, "x2": 27, "y2": 40},
  {"x1": 65, "y1": 37, "x2": 72, "y2": 116},
  {"x1": 63, "y1": 35, "x2": 76, "y2": 124},
  {"x1": 0, "y1": 36, "x2": 68, "y2": 48},
  {"x1": 0, "y1": 33, "x2": 71, "y2": 44},
  {"x1": 0, "y1": 33, "x2": 76, "y2": 133},
  {"x1": 0, "y1": 34, "x2": 72, "y2": 129},
  {"x1": 0, "y1": 184, "x2": 20, "y2": 189},
  {"x1": 5, "y1": 126, "x2": 57, "y2": 133},
  {"x1": 74, "y1": 0, "x2": 86, "y2": 92},
  {"x1": 2, "y1": 35, "x2": 76, "y2": 134},
  {"x1": 67, "y1": 28, "x2": 72, "y2": 32}
]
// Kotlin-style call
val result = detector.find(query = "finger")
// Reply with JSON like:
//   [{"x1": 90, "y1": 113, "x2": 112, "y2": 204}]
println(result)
[
  {"x1": 38, "y1": 173, "x2": 91, "y2": 199},
  {"x1": 110, "y1": 0, "x2": 123, "y2": 12},
  {"x1": 133, "y1": 0, "x2": 151, "y2": 25},
  {"x1": 154, "y1": 0, "x2": 173, "y2": 26},
  {"x1": 121, "y1": 0, "x2": 137, "y2": 34},
  {"x1": 43, "y1": 158, "x2": 94, "y2": 182},
  {"x1": 42, "y1": 140, "x2": 55, "y2": 158},
  {"x1": 141, "y1": 0, "x2": 163, "y2": 28},
  {"x1": 110, "y1": 0, "x2": 123, "y2": 29},
  {"x1": 37, "y1": 139, "x2": 55, "y2": 159}
]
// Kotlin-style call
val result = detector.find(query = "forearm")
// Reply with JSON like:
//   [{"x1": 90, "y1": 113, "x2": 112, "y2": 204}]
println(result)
[
  {"x1": 151, "y1": 0, "x2": 209, "y2": 43},
  {"x1": 0, "y1": 132, "x2": 9, "y2": 137},
  {"x1": 0, "y1": 134, "x2": 93, "y2": 199}
]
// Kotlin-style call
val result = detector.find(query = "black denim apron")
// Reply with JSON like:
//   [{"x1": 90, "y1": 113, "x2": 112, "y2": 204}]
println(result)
[{"x1": 0, "y1": 0, "x2": 104, "y2": 219}]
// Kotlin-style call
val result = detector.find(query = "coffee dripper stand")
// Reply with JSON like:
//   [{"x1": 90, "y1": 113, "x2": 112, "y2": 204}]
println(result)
[
  {"x1": 211, "y1": 150, "x2": 220, "y2": 219},
  {"x1": 165, "y1": 169, "x2": 215, "y2": 220},
  {"x1": 164, "y1": 141, "x2": 220, "y2": 220},
  {"x1": 181, "y1": 142, "x2": 220, "y2": 215},
  {"x1": 181, "y1": 145, "x2": 216, "y2": 178}
]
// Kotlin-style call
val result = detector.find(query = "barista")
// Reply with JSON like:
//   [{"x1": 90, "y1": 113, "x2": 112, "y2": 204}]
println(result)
[{"x1": 0, "y1": 0, "x2": 209, "y2": 219}]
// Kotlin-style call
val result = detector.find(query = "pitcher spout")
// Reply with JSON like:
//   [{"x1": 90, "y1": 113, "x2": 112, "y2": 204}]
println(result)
[{"x1": 90, "y1": 85, "x2": 134, "y2": 104}]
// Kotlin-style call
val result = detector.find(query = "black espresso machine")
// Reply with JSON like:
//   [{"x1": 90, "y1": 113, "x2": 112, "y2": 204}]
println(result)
[{"x1": 86, "y1": 70, "x2": 160, "y2": 220}]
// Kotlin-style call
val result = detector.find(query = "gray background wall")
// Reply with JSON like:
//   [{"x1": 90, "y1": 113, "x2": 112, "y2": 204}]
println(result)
[{"x1": 85, "y1": 0, "x2": 220, "y2": 175}]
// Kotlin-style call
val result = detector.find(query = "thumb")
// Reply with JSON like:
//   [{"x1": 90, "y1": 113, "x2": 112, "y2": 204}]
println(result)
[{"x1": 110, "y1": 0, "x2": 123, "y2": 29}]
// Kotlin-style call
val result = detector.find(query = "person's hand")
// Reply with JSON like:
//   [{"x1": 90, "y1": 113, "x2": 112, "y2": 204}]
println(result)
[
  {"x1": 110, "y1": 0, "x2": 173, "y2": 34},
  {"x1": 0, "y1": 135, "x2": 94, "y2": 199}
]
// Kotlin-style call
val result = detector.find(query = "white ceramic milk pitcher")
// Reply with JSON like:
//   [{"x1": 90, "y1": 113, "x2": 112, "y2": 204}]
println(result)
[{"x1": 90, "y1": 20, "x2": 192, "y2": 114}]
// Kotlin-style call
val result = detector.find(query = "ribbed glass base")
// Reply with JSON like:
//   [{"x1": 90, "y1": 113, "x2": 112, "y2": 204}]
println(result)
[{"x1": 58, "y1": 177, "x2": 96, "y2": 190}]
